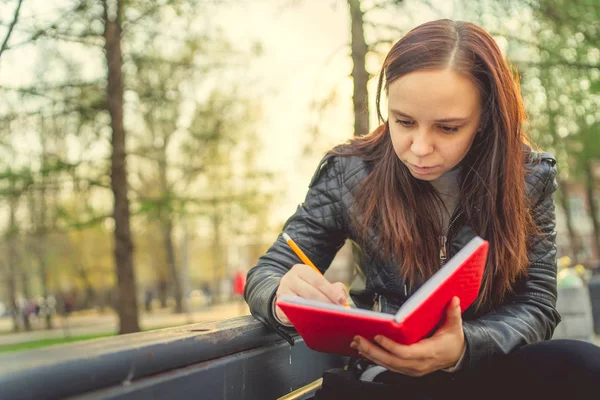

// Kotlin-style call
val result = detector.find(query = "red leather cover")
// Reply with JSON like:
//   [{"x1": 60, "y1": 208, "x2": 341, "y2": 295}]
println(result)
[
  {"x1": 276, "y1": 240, "x2": 488, "y2": 357},
  {"x1": 277, "y1": 302, "x2": 403, "y2": 357},
  {"x1": 399, "y1": 240, "x2": 488, "y2": 344}
]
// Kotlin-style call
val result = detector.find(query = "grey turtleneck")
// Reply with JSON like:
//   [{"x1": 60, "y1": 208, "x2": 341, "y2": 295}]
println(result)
[{"x1": 429, "y1": 166, "x2": 461, "y2": 233}]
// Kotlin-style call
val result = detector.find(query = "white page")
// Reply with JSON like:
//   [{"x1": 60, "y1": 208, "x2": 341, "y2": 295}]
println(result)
[
  {"x1": 393, "y1": 236, "x2": 484, "y2": 323},
  {"x1": 278, "y1": 294, "x2": 395, "y2": 320}
]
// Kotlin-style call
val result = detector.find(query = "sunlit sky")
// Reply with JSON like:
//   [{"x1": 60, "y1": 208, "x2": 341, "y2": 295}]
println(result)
[{"x1": 215, "y1": 1, "x2": 355, "y2": 206}]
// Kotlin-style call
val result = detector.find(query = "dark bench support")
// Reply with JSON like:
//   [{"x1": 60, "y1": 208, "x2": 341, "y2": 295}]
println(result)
[{"x1": 0, "y1": 316, "x2": 346, "y2": 400}]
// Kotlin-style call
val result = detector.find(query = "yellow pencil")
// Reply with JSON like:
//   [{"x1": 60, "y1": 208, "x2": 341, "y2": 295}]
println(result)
[{"x1": 282, "y1": 232, "x2": 350, "y2": 307}]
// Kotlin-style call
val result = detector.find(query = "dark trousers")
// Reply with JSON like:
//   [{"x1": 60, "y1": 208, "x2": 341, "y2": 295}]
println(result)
[{"x1": 311, "y1": 339, "x2": 600, "y2": 400}]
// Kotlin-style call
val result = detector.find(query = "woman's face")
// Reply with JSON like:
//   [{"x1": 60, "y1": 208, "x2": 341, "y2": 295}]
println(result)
[{"x1": 387, "y1": 68, "x2": 482, "y2": 181}]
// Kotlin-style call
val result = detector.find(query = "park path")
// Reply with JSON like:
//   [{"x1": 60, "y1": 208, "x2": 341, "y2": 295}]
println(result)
[{"x1": 0, "y1": 301, "x2": 250, "y2": 346}]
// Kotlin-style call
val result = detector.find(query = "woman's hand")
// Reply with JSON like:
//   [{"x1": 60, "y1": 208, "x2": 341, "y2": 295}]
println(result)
[
  {"x1": 274, "y1": 264, "x2": 348, "y2": 325},
  {"x1": 351, "y1": 296, "x2": 466, "y2": 376}
]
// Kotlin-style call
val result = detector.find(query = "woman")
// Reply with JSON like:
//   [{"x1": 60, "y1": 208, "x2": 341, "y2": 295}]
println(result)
[{"x1": 244, "y1": 19, "x2": 600, "y2": 399}]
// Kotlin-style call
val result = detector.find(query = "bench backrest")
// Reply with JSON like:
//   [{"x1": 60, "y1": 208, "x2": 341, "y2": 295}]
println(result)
[{"x1": 0, "y1": 316, "x2": 346, "y2": 399}]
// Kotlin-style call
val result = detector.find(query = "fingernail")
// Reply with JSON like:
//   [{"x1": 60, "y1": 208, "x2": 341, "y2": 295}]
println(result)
[{"x1": 374, "y1": 335, "x2": 381, "y2": 342}]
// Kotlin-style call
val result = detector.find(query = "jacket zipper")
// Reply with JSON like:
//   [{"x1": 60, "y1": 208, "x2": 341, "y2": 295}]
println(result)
[
  {"x1": 440, "y1": 210, "x2": 463, "y2": 266},
  {"x1": 375, "y1": 210, "x2": 463, "y2": 311},
  {"x1": 372, "y1": 292, "x2": 382, "y2": 312}
]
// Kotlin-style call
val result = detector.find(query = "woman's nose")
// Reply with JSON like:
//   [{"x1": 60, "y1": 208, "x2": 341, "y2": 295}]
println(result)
[{"x1": 410, "y1": 130, "x2": 434, "y2": 157}]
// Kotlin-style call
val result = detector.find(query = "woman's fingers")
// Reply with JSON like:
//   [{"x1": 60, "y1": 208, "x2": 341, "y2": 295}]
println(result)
[
  {"x1": 292, "y1": 264, "x2": 347, "y2": 304},
  {"x1": 292, "y1": 277, "x2": 336, "y2": 304}
]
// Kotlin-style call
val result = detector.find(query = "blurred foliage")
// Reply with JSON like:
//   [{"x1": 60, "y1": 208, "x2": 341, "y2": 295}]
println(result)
[{"x1": 0, "y1": 0, "x2": 278, "y2": 317}]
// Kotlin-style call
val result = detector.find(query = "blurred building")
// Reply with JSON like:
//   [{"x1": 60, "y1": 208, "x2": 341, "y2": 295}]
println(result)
[{"x1": 555, "y1": 180, "x2": 600, "y2": 268}]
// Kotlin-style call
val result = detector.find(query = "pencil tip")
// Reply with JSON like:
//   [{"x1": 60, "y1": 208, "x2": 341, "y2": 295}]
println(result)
[{"x1": 282, "y1": 232, "x2": 291, "y2": 241}]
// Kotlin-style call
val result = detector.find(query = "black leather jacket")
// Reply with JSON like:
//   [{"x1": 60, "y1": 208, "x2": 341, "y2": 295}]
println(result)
[{"x1": 245, "y1": 149, "x2": 561, "y2": 369}]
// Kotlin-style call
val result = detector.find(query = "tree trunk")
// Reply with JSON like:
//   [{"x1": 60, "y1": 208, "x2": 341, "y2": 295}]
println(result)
[
  {"x1": 347, "y1": 0, "x2": 370, "y2": 137},
  {"x1": 7, "y1": 182, "x2": 20, "y2": 332},
  {"x1": 212, "y1": 208, "x2": 223, "y2": 303},
  {"x1": 157, "y1": 137, "x2": 184, "y2": 313},
  {"x1": 346, "y1": 0, "x2": 370, "y2": 285},
  {"x1": 20, "y1": 271, "x2": 31, "y2": 331},
  {"x1": 84, "y1": 285, "x2": 96, "y2": 309},
  {"x1": 38, "y1": 239, "x2": 53, "y2": 329},
  {"x1": 557, "y1": 178, "x2": 582, "y2": 264},
  {"x1": 103, "y1": 0, "x2": 139, "y2": 334},
  {"x1": 157, "y1": 279, "x2": 168, "y2": 308},
  {"x1": 180, "y1": 223, "x2": 190, "y2": 314},
  {"x1": 162, "y1": 219, "x2": 183, "y2": 313},
  {"x1": 40, "y1": 257, "x2": 53, "y2": 329},
  {"x1": 38, "y1": 136, "x2": 53, "y2": 329},
  {"x1": 584, "y1": 160, "x2": 600, "y2": 262},
  {"x1": 77, "y1": 266, "x2": 96, "y2": 309}
]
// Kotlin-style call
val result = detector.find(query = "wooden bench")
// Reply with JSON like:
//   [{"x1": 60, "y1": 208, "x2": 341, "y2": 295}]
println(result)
[{"x1": 0, "y1": 316, "x2": 346, "y2": 399}]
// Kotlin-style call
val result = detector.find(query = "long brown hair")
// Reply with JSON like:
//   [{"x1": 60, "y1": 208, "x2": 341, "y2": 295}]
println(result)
[{"x1": 339, "y1": 19, "x2": 534, "y2": 309}]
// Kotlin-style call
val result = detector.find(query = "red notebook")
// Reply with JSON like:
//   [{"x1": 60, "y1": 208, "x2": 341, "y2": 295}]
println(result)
[{"x1": 276, "y1": 236, "x2": 488, "y2": 357}]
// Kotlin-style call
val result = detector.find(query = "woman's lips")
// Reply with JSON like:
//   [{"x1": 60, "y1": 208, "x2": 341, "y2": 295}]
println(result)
[{"x1": 409, "y1": 164, "x2": 438, "y2": 175}]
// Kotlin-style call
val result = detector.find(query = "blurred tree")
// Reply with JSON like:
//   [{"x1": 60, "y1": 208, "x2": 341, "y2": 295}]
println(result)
[
  {"x1": 295, "y1": 0, "x2": 411, "y2": 145},
  {"x1": 100, "y1": 0, "x2": 140, "y2": 334},
  {"x1": 1, "y1": 0, "x2": 273, "y2": 325},
  {"x1": 7, "y1": 186, "x2": 23, "y2": 331},
  {"x1": 26, "y1": 126, "x2": 54, "y2": 329},
  {"x1": 527, "y1": 0, "x2": 600, "y2": 261},
  {"x1": 127, "y1": 17, "x2": 260, "y2": 311},
  {"x1": 129, "y1": 44, "x2": 189, "y2": 312},
  {"x1": 0, "y1": 0, "x2": 228, "y2": 332},
  {"x1": 480, "y1": 0, "x2": 600, "y2": 262},
  {"x1": 181, "y1": 89, "x2": 274, "y2": 302},
  {"x1": 133, "y1": 221, "x2": 169, "y2": 308},
  {"x1": 2, "y1": 0, "x2": 146, "y2": 333},
  {"x1": 0, "y1": 164, "x2": 33, "y2": 331},
  {"x1": 0, "y1": 0, "x2": 23, "y2": 60},
  {"x1": 540, "y1": 67, "x2": 585, "y2": 263},
  {"x1": 63, "y1": 223, "x2": 114, "y2": 308},
  {"x1": 346, "y1": 0, "x2": 414, "y2": 137},
  {"x1": 348, "y1": 0, "x2": 370, "y2": 136}
]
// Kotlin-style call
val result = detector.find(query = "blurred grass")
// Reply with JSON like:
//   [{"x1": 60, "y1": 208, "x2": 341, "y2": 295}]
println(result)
[
  {"x1": 0, "y1": 325, "x2": 176, "y2": 354},
  {"x1": 0, "y1": 332, "x2": 115, "y2": 353}
]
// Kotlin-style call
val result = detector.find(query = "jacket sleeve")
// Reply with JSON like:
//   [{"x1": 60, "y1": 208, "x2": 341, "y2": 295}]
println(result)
[
  {"x1": 462, "y1": 158, "x2": 562, "y2": 368},
  {"x1": 244, "y1": 153, "x2": 348, "y2": 343}
]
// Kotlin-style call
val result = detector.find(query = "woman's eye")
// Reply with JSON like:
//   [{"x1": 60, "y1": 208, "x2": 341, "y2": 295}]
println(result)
[
  {"x1": 395, "y1": 119, "x2": 414, "y2": 127},
  {"x1": 439, "y1": 125, "x2": 459, "y2": 133}
]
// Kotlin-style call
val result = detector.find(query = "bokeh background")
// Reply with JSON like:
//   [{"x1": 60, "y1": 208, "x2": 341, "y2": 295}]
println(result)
[{"x1": 0, "y1": 0, "x2": 598, "y2": 352}]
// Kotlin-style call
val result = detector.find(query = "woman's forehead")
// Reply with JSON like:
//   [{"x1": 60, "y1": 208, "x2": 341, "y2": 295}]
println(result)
[{"x1": 387, "y1": 69, "x2": 481, "y2": 120}]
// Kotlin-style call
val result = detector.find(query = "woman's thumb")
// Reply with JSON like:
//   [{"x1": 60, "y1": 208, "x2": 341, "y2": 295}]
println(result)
[{"x1": 447, "y1": 296, "x2": 462, "y2": 323}]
